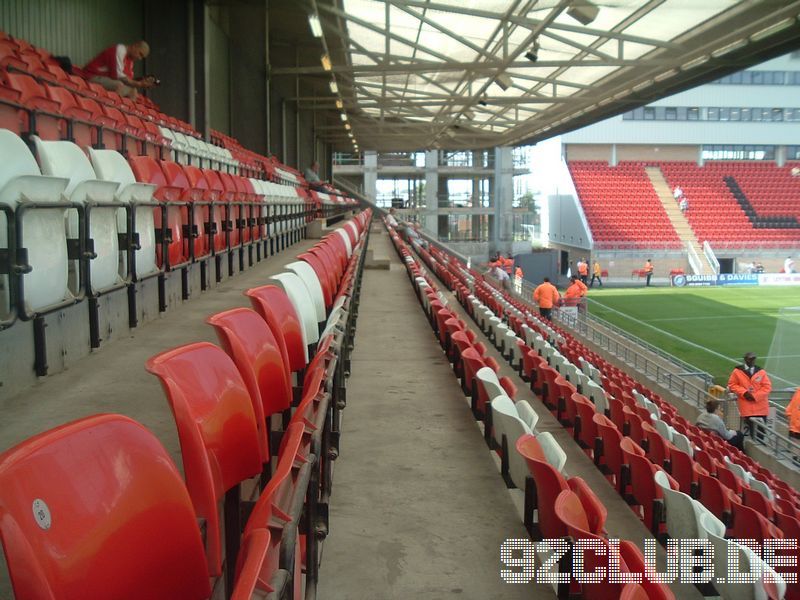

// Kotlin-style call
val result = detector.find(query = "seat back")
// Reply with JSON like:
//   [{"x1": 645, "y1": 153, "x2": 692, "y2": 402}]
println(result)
[
  {"x1": 271, "y1": 272, "x2": 319, "y2": 348},
  {"x1": 567, "y1": 476, "x2": 607, "y2": 535},
  {"x1": 0, "y1": 414, "x2": 211, "y2": 600},
  {"x1": 516, "y1": 434, "x2": 569, "y2": 539},
  {"x1": 537, "y1": 431, "x2": 567, "y2": 472},
  {"x1": 701, "y1": 513, "x2": 786, "y2": 600},
  {"x1": 89, "y1": 148, "x2": 159, "y2": 278},
  {"x1": 246, "y1": 284, "x2": 307, "y2": 373},
  {"x1": 145, "y1": 342, "x2": 263, "y2": 575},
  {"x1": 207, "y1": 307, "x2": 294, "y2": 459},
  {"x1": 491, "y1": 396, "x2": 531, "y2": 487},
  {"x1": 0, "y1": 129, "x2": 70, "y2": 312},
  {"x1": 285, "y1": 261, "x2": 326, "y2": 324},
  {"x1": 515, "y1": 400, "x2": 539, "y2": 431}
]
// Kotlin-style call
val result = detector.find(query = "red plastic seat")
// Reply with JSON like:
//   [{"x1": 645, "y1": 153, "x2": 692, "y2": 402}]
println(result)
[
  {"x1": 728, "y1": 502, "x2": 783, "y2": 545},
  {"x1": 246, "y1": 284, "x2": 307, "y2": 373},
  {"x1": 621, "y1": 437, "x2": 675, "y2": 533},
  {"x1": 593, "y1": 412, "x2": 624, "y2": 491},
  {"x1": 161, "y1": 160, "x2": 209, "y2": 259},
  {"x1": 697, "y1": 470, "x2": 738, "y2": 525},
  {"x1": 573, "y1": 394, "x2": 598, "y2": 456},
  {"x1": 0, "y1": 414, "x2": 211, "y2": 600},
  {"x1": 568, "y1": 476, "x2": 607, "y2": 535},
  {"x1": 128, "y1": 155, "x2": 188, "y2": 267},
  {"x1": 239, "y1": 421, "x2": 308, "y2": 600},
  {"x1": 145, "y1": 342, "x2": 263, "y2": 576},
  {"x1": 2, "y1": 71, "x2": 61, "y2": 139},
  {"x1": 516, "y1": 434, "x2": 569, "y2": 539},
  {"x1": 207, "y1": 307, "x2": 294, "y2": 461}
]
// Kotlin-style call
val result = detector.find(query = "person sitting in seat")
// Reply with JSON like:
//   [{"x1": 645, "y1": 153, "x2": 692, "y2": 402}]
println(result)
[
  {"x1": 304, "y1": 161, "x2": 328, "y2": 191},
  {"x1": 83, "y1": 40, "x2": 156, "y2": 98},
  {"x1": 696, "y1": 398, "x2": 744, "y2": 450}
]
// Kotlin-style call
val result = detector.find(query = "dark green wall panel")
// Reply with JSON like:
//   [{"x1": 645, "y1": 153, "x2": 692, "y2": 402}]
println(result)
[{"x1": 1, "y1": 0, "x2": 143, "y2": 67}]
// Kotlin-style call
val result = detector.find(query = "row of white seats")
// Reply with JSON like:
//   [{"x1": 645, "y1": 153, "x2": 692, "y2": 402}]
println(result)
[{"x1": 159, "y1": 127, "x2": 238, "y2": 172}]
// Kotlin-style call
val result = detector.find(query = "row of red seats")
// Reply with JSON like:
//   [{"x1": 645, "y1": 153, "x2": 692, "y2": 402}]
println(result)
[
  {"x1": 395, "y1": 231, "x2": 677, "y2": 599},
  {"x1": 0, "y1": 210, "x2": 371, "y2": 599},
  {"x1": 568, "y1": 161, "x2": 682, "y2": 249},
  {"x1": 425, "y1": 242, "x2": 799, "y2": 598}
]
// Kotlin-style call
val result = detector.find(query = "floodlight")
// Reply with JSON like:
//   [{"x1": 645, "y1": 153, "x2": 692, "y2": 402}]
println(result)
[{"x1": 308, "y1": 14, "x2": 323, "y2": 37}]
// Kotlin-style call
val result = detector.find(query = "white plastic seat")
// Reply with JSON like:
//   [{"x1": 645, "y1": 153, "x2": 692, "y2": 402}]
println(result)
[
  {"x1": 535, "y1": 431, "x2": 567, "y2": 473},
  {"x1": 476, "y1": 367, "x2": 505, "y2": 400},
  {"x1": 748, "y1": 478, "x2": 774, "y2": 501},
  {"x1": 655, "y1": 470, "x2": 720, "y2": 540},
  {"x1": 271, "y1": 272, "x2": 319, "y2": 351},
  {"x1": 491, "y1": 395, "x2": 532, "y2": 487},
  {"x1": 33, "y1": 137, "x2": 122, "y2": 294},
  {"x1": 89, "y1": 148, "x2": 159, "y2": 278},
  {"x1": 515, "y1": 400, "x2": 539, "y2": 432},
  {"x1": 334, "y1": 228, "x2": 353, "y2": 257},
  {"x1": 724, "y1": 458, "x2": 752, "y2": 484},
  {"x1": 700, "y1": 512, "x2": 786, "y2": 600},
  {"x1": 286, "y1": 261, "x2": 326, "y2": 324},
  {"x1": 0, "y1": 129, "x2": 70, "y2": 314},
  {"x1": 560, "y1": 361, "x2": 581, "y2": 384},
  {"x1": 653, "y1": 418, "x2": 673, "y2": 442},
  {"x1": 671, "y1": 431, "x2": 693, "y2": 457}
]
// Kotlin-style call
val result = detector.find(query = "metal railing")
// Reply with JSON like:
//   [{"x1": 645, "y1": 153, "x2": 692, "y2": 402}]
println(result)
[
  {"x1": 686, "y1": 240, "x2": 703, "y2": 275},
  {"x1": 703, "y1": 240, "x2": 720, "y2": 274}
]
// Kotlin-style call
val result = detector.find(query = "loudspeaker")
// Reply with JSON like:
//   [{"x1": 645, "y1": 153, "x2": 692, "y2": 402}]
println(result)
[
  {"x1": 567, "y1": 3, "x2": 599, "y2": 25},
  {"x1": 495, "y1": 73, "x2": 513, "y2": 91}
]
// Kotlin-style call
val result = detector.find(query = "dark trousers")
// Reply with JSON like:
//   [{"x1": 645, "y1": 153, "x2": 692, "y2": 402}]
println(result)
[
  {"x1": 590, "y1": 274, "x2": 602, "y2": 287},
  {"x1": 645, "y1": 272, "x2": 652, "y2": 286},
  {"x1": 539, "y1": 307, "x2": 552, "y2": 320},
  {"x1": 727, "y1": 431, "x2": 745, "y2": 450}
]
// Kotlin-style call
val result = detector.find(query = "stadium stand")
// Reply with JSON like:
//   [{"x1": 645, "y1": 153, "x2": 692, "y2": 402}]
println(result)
[
  {"x1": 567, "y1": 161, "x2": 682, "y2": 249},
  {"x1": 390, "y1": 214, "x2": 800, "y2": 599}
]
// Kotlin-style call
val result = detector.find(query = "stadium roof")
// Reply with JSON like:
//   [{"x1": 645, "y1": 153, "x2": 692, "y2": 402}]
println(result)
[{"x1": 279, "y1": 0, "x2": 800, "y2": 152}]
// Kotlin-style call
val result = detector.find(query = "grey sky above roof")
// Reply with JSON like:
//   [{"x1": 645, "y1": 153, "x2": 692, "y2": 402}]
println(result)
[{"x1": 284, "y1": 0, "x2": 800, "y2": 152}]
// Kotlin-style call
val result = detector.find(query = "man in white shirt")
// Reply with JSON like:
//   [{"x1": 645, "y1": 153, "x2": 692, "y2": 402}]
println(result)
[
  {"x1": 785, "y1": 256, "x2": 796, "y2": 273},
  {"x1": 386, "y1": 207, "x2": 399, "y2": 228}
]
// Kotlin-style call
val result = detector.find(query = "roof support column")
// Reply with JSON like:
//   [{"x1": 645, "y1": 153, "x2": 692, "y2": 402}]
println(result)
[
  {"x1": 493, "y1": 146, "x2": 514, "y2": 253},
  {"x1": 424, "y1": 150, "x2": 439, "y2": 235},
  {"x1": 364, "y1": 151, "x2": 378, "y2": 202}
]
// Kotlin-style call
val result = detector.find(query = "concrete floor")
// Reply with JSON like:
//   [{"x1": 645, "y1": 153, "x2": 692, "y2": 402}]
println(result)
[{"x1": 318, "y1": 229, "x2": 551, "y2": 600}]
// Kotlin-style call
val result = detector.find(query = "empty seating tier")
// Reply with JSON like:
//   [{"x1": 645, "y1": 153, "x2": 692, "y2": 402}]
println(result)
[{"x1": 568, "y1": 161, "x2": 682, "y2": 249}]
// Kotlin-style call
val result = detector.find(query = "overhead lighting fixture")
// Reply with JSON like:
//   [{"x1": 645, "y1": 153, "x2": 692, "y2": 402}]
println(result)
[
  {"x1": 525, "y1": 40, "x2": 540, "y2": 63},
  {"x1": 340, "y1": 113, "x2": 348, "y2": 122},
  {"x1": 321, "y1": 54, "x2": 332, "y2": 72},
  {"x1": 478, "y1": 97, "x2": 488, "y2": 107},
  {"x1": 308, "y1": 14, "x2": 323, "y2": 38},
  {"x1": 494, "y1": 73, "x2": 513, "y2": 91},
  {"x1": 335, "y1": 99, "x2": 343, "y2": 109},
  {"x1": 567, "y1": 2, "x2": 599, "y2": 26},
  {"x1": 329, "y1": 80, "x2": 338, "y2": 94},
  {"x1": 344, "y1": 122, "x2": 351, "y2": 130},
  {"x1": 347, "y1": 132, "x2": 353, "y2": 138}
]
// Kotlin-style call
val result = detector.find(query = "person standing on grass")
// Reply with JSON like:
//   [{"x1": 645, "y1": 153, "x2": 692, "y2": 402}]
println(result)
[
  {"x1": 533, "y1": 277, "x2": 559, "y2": 320},
  {"x1": 578, "y1": 258, "x2": 589, "y2": 284},
  {"x1": 728, "y1": 352, "x2": 771, "y2": 440},
  {"x1": 590, "y1": 260, "x2": 603, "y2": 288},
  {"x1": 644, "y1": 259, "x2": 654, "y2": 286}
]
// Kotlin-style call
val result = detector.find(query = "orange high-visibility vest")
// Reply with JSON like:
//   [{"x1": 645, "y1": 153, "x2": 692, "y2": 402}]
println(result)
[
  {"x1": 787, "y1": 388, "x2": 800, "y2": 434},
  {"x1": 533, "y1": 282, "x2": 559, "y2": 309},
  {"x1": 578, "y1": 262, "x2": 588, "y2": 276},
  {"x1": 728, "y1": 366, "x2": 771, "y2": 418}
]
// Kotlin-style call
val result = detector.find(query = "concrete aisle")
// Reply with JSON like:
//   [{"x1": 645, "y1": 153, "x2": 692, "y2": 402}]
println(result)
[{"x1": 318, "y1": 229, "x2": 550, "y2": 600}]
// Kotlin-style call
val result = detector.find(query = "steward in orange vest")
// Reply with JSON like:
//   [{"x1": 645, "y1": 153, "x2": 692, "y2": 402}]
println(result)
[
  {"x1": 564, "y1": 276, "x2": 587, "y2": 299},
  {"x1": 533, "y1": 277, "x2": 560, "y2": 320},
  {"x1": 786, "y1": 387, "x2": 800, "y2": 438},
  {"x1": 728, "y1": 352, "x2": 771, "y2": 421}
]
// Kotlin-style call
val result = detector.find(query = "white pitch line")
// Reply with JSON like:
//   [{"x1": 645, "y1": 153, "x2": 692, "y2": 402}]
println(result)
[
  {"x1": 590, "y1": 299, "x2": 741, "y2": 362},
  {"x1": 647, "y1": 314, "x2": 767, "y2": 323}
]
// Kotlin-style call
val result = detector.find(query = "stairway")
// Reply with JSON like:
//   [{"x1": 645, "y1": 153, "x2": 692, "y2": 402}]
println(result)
[{"x1": 645, "y1": 166, "x2": 714, "y2": 275}]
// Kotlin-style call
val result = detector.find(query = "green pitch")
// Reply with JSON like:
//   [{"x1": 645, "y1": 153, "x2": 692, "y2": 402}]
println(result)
[{"x1": 585, "y1": 286, "x2": 799, "y2": 385}]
